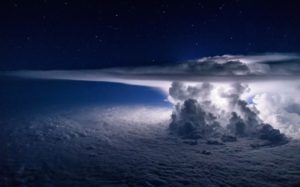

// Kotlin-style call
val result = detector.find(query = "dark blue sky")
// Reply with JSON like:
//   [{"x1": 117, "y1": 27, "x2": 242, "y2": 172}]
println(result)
[
  {"x1": 0, "y1": 77, "x2": 170, "y2": 115},
  {"x1": 1, "y1": 0, "x2": 300, "y2": 70}
]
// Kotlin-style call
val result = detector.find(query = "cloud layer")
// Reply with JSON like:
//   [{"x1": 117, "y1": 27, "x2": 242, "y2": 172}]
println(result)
[
  {"x1": 3, "y1": 53, "x2": 300, "y2": 86},
  {"x1": 3, "y1": 105, "x2": 300, "y2": 186}
]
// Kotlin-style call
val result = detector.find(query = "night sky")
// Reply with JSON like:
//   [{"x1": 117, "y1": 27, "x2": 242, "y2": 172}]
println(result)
[
  {"x1": 1, "y1": 0, "x2": 300, "y2": 70},
  {"x1": 2, "y1": 1, "x2": 300, "y2": 186}
]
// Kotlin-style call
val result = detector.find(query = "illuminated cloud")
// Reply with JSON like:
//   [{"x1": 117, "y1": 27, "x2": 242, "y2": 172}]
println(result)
[
  {"x1": 2, "y1": 53, "x2": 300, "y2": 139},
  {"x1": 168, "y1": 82, "x2": 288, "y2": 143},
  {"x1": 3, "y1": 53, "x2": 300, "y2": 87}
]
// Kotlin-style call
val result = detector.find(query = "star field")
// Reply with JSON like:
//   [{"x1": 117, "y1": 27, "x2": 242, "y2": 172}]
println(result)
[{"x1": 0, "y1": 0, "x2": 299, "y2": 70}]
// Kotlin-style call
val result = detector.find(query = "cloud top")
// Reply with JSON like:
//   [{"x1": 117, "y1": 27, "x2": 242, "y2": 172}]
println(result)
[{"x1": 3, "y1": 53, "x2": 300, "y2": 85}]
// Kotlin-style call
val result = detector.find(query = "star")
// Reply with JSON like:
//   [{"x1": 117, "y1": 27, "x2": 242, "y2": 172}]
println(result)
[{"x1": 219, "y1": 4, "x2": 225, "y2": 10}]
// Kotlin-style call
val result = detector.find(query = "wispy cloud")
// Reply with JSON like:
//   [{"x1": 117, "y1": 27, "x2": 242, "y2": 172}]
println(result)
[{"x1": 3, "y1": 53, "x2": 300, "y2": 88}]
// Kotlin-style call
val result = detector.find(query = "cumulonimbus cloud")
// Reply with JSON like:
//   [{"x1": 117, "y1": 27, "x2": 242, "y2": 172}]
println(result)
[
  {"x1": 2, "y1": 53, "x2": 300, "y2": 139},
  {"x1": 168, "y1": 82, "x2": 288, "y2": 143}
]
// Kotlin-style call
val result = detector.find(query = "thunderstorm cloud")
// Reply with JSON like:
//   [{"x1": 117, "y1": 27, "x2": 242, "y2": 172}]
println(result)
[{"x1": 2, "y1": 53, "x2": 300, "y2": 140}]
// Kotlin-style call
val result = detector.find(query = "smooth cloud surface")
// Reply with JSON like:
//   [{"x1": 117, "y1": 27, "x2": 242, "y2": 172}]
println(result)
[{"x1": 3, "y1": 53, "x2": 300, "y2": 86}]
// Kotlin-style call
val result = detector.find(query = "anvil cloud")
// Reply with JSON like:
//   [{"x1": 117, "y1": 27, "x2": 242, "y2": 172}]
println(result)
[
  {"x1": 4, "y1": 53, "x2": 300, "y2": 86},
  {"x1": 3, "y1": 53, "x2": 300, "y2": 139}
]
